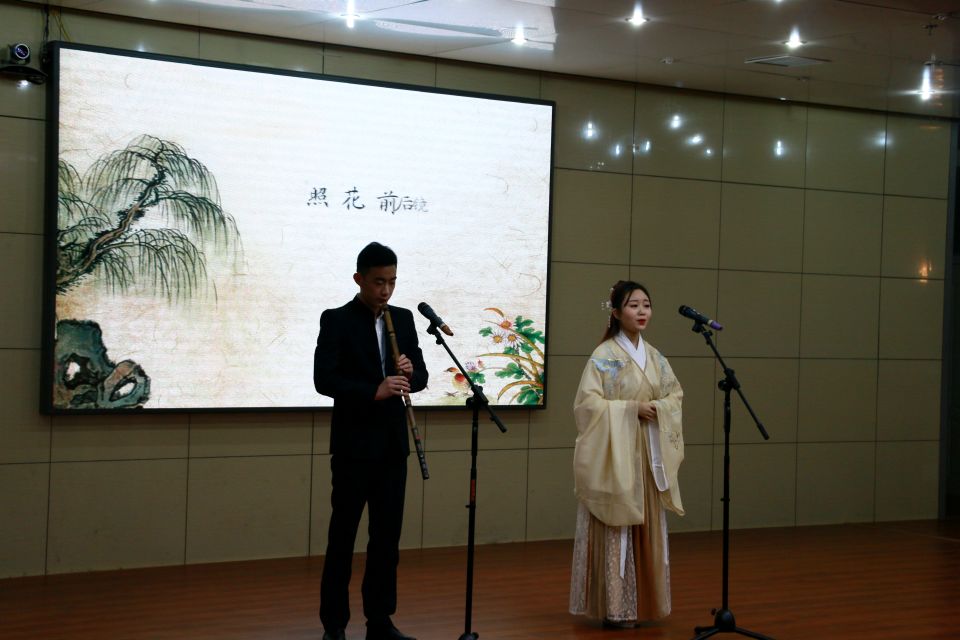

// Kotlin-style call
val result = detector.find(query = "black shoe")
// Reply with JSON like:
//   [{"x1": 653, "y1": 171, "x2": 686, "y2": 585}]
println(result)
[
  {"x1": 322, "y1": 629, "x2": 346, "y2": 640},
  {"x1": 365, "y1": 622, "x2": 415, "y2": 640}
]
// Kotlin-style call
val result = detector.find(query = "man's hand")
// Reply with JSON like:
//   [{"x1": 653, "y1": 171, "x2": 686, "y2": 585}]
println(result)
[
  {"x1": 395, "y1": 354, "x2": 413, "y2": 379},
  {"x1": 376, "y1": 375, "x2": 410, "y2": 400}
]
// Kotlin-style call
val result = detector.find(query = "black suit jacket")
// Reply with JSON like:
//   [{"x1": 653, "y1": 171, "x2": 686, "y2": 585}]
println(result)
[{"x1": 314, "y1": 297, "x2": 428, "y2": 459}]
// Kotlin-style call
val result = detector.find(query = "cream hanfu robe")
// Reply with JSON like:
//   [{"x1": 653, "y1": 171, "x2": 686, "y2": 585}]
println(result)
[{"x1": 569, "y1": 333, "x2": 684, "y2": 623}]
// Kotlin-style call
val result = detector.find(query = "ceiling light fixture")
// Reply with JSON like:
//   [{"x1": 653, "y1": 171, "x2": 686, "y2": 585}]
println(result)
[
  {"x1": 343, "y1": 0, "x2": 359, "y2": 28},
  {"x1": 627, "y1": 7, "x2": 649, "y2": 26},
  {"x1": 512, "y1": 24, "x2": 526, "y2": 45},
  {"x1": 784, "y1": 28, "x2": 805, "y2": 48}
]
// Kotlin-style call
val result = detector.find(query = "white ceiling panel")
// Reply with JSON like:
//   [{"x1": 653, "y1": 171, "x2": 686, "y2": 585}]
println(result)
[{"x1": 21, "y1": 0, "x2": 960, "y2": 115}]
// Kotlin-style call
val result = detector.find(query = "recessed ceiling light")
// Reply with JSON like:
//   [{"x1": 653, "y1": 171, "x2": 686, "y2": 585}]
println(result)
[
  {"x1": 512, "y1": 24, "x2": 526, "y2": 45},
  {"x1": 627, "y1": 7, "x2": 648, "y2": 26},
  {"x1": 784, "y1": 28, "x2": 805, "y2": 48},
  {"x1": 342, "y1": 0, "x2": 359, "y2": 28}
]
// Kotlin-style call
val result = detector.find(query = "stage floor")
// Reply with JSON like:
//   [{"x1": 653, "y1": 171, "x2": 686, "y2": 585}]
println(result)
[{"x1": 2, "y1": 520, "x2": 957, "y2": 639}]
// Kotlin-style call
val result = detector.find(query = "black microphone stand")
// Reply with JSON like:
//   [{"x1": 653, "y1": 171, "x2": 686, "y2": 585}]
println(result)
[
  {"x1": 688, "y1": 320, "x2": 774, "y2": 640},
  {"x1": 425, "y1": 321, "x2": 507, "y2": 640}
]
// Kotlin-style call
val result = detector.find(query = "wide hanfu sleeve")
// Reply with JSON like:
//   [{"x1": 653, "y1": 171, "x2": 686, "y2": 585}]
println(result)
[
  {"x1": 649, "y1": 350, "x2": 685, "y2": 515},
  {"x1": 572, "y1": 352, "x2": 646, "y2": 527}
]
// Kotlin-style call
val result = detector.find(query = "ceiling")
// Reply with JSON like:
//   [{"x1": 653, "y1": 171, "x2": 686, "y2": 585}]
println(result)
[{"x1": 22, "y1": 0, "x2": 960, "y2": 117}]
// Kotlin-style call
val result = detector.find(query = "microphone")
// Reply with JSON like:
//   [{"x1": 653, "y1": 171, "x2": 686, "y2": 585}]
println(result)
[
  {"x1": 678, "y1": 305, "x2": 723, "y2": 331},
  {"x1": 418, "y1": 302, "x2": 454, "y2": 336}
]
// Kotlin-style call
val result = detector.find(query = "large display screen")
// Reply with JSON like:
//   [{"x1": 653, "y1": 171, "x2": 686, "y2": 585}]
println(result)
[{"x1": 42, "y1": 43, "x2": 553, "y2": 412}]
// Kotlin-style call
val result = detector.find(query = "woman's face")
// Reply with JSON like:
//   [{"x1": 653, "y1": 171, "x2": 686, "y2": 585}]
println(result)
[{"x1": 614, "y1": 288, "x2": 652, "y2": 335}]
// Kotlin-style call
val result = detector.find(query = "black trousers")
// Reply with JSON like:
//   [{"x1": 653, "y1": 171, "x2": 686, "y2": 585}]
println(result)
[{"x1": 320, "y1": 454, "x2": 407, "y2": 631}]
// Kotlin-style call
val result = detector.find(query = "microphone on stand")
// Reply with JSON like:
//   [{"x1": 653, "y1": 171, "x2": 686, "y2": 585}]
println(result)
[
  {"x1": 418, "y1": 302, "x2": 454, "y2": 336},
  {"x1": 678, "y1": 305, "x2": 723, "y2": 331}
]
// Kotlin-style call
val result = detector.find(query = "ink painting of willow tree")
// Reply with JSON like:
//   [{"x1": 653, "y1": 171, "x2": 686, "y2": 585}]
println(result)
[{"x1": 53, "y1": 135, "x2": 242, "y2": 410}]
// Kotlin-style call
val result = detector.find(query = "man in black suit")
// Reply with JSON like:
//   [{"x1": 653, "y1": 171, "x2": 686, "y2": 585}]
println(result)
[{"x1": 314, "y1": 242, "x2": 428, "y2": 640}]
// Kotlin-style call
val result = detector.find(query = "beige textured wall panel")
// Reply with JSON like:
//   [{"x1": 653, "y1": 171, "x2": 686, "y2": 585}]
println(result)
[
  {"x1": 185, "y1": 455, "x2": 311, "y2": 563},
  {"x1": 797, "y1": 443, "x2": 875, "y2": 525},
  {"x1": 805, "y1": 107, "x2": 885, "y2": 193},
  {"x1": 803, "y1": 190, "x2": 882, "y2": 276},
  {"x1": 322, "y1": 48, "x2": 435, "y2": 86},
  {"x1": 552, "y1": 169, "x2": 632, "y2": 264},
  {"x1": 884, "y1": 116, "x2": 951, "y2": 199},
  {"x1": 722, "y1": 100, "x2": 806, "y2": 187},
  {"x1": 632, "y1": 176, "x2": 722, "y2": 269},
  {"x1": 0, "y1": 463, "x2": 49, "y2": 578},
  {"x1": 875, "y1": 441, "x2": 939, "y2": 521},
  {"x1": 526, "y1": 447, "x2": 576, "y2": 541},
  {"x1": 719, "y1": 183, "x2": 803, "y2": 273},
  {"x1": 541, "y1": 75, "x2": 634, "y2": 173},
  {"x1": 47, "y1": 459, "x2": 188, "y2": 573},
  {"x1": 0, "y1": 233, "x2": 43, "y2": 349},
  {"x1": 797, "y1": 359, "x2": 878, "y2": 442},
  {"x1": 0, "y1": 349, "x2": 50, "y2": 464},
  {"x1": 712, "y1": 443, "x2": 797, "y2": 529},
  {"x1": 0, "y1": 117, "x2": 44, "y2": 234},
  {"x1": 51, "y1": 413, "x2": 189, "y2": 462},
  {"x1": 633, "y1": 87, "x2": 723, "y2": 181},
  {"x1": 199, "y1": 31, "x2": 325, "y2": 73}
]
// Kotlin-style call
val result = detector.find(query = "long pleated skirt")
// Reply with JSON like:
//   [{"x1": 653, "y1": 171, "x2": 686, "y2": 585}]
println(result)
[{"x1": 568, "y1": 466, "x2": 671, "y2": 623}]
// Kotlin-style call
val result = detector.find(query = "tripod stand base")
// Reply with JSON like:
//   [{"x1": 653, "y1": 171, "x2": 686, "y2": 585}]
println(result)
[
  {"x1": 692, "y1": 608, "x2": 775, "y2": 639},
  {"x1": 458, "y1": 633, "x2": 478, "y2": 640}
]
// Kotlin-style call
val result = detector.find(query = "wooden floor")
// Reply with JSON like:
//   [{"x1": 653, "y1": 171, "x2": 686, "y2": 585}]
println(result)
[{"x1": 2, "y1": 521, "x2": 958, "y2": 640}]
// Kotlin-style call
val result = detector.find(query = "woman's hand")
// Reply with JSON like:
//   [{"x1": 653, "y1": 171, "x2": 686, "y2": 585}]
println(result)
[{"x1": 638, "y1": 402, "x2": 657, "y2": 422}]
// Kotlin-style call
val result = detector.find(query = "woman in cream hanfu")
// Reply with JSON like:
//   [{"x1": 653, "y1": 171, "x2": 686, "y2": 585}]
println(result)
[{"x1": 569, "y1": 280, "x2": 684, "y2": 628}]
